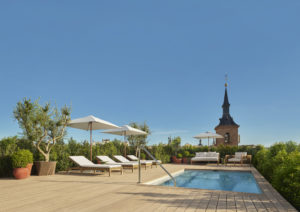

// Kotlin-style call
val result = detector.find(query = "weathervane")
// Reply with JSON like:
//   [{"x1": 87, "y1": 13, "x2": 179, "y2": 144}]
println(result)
[{"x1": 225, "y1": 73, "x2": 228, "y2": 87}]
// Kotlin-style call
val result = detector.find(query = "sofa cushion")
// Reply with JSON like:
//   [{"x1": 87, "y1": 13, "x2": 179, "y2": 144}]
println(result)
[
  {"x1": 228, "y1": 158, "x2": 242, "y2": 162},
  {"x1": 235, "y1": 152, "x2": 247, "y2": 159},
  {"x1": 207, "y1": 152, "x2": 217, "y2": 157},
  {"x1": 196, "y1": 152, "x2": 207, "y2": 157}
]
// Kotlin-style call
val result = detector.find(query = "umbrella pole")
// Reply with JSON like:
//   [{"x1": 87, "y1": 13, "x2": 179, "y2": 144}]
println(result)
[
  {"x1": 90, "y1": 122, "x2": 93, "y2": 161},
  {"x1": 208, "y1": 137, "x2": 210, "y2": 151},
  {"x1": 124, "y1": 132, "x2": 126, "y2": 157}
]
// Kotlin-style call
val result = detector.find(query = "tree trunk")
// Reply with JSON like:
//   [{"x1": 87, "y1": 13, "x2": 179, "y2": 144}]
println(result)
[{"x1": 45, "y1": 153, "x2": 50, "y2": 162}]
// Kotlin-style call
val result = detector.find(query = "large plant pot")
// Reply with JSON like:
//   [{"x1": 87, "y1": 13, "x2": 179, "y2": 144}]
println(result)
[
  {"x1": 182, "y1": 158, "x2": 190, "y2": 164},
  {"x1": 13, "y1": 168, "x2": 29, "y2": 179},
  {"x1": 35, "y1": 161, "x2": 57, "y2": 176},
  {"x1": 26, "y1": 163, "x2": 33, "y2": 177},
  {"x1": 172, "y1": 156, "x2": 182, "y2": 164}
]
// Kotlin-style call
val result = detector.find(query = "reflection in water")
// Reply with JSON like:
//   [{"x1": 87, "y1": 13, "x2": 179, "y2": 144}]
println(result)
[{"x1": 161, "y1": 170, "x2": 261, "y2": 194}]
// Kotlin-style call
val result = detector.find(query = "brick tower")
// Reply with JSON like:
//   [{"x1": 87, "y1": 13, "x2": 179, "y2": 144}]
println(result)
[{"x1": 215, "y1": 81, "x2": 239, "y2": 146}]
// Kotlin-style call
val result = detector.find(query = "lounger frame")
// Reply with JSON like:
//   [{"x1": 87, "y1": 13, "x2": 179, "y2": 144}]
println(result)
[{"x1": 69, "y1": 158, "x2": 123, "y2": 176}]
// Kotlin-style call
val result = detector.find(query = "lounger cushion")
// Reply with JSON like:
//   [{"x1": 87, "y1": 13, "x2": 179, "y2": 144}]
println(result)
[
  {"x1": 69, "y1": 156, "x2": 121, "y2": 168},
  {"x1": 97, "y1": 156, "x2": 137, "y2": 166},
  {"x1": 114, "y1": 155, "x2": 152, "y2": 165}
]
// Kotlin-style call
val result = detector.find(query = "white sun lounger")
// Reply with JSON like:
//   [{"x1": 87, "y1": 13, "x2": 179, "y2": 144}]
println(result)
[
  {"x1": 96, "y1": 156, "x2": 138, "y2": 172},
  {"x1": 127, "y1": 155, "x2": 161, "y2": 167},
  {"x1": 114, "y1": 155, "x2": 152, "y2": 170},
  {"x1": 69, "y1": 156, "x2": 122, "y2": 176}
]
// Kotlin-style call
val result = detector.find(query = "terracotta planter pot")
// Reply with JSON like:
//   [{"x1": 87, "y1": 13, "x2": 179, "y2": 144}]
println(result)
[
  {"x1": 26, "y1": 163, "x2": 33, "y2": 177},
  {"x1": 182, "y1": 158, "x2": 190, "y2": 164},
  {"x1": 172, "y1": 156, "x2": 182, "y2": 164},
  {"x1": 35, "y1": 161, "x2": 57, "y2": 176},
  {"x1": 13, "y1": 168, "x2": 29, "y2": 179}
]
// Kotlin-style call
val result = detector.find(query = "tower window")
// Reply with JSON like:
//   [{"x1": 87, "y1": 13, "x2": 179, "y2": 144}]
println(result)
[{"x1": 224, "y1": 133, "x2": 230, "y2": 143}]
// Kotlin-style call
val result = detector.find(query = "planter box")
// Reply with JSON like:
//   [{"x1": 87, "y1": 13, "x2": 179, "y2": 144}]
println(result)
[{"x1": 34, "y1": 161, "x2": 57, "y2": 176}]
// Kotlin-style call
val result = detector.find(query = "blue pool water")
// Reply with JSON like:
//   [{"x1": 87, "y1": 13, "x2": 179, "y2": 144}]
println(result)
[{"x1": 160, "y1": 170, "x2": 262, "y2": 194}]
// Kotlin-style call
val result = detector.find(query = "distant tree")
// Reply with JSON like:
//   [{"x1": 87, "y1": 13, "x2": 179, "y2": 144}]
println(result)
[
  {"x1": 127, "y1": 122, "x2": 150, "y2": 156},
  {"x1": 13, "y1": 98, "x2": 71, "y2": 162}
]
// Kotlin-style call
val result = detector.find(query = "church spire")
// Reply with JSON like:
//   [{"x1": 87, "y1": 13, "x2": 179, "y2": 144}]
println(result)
[{"x1": 216, "y1": 75, "x2": 239, "y2": 127}]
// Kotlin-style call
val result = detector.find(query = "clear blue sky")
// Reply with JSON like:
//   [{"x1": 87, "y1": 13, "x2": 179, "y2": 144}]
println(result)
[{"x1": 0, "y1": 1, "x2": 299, "y2": 146}]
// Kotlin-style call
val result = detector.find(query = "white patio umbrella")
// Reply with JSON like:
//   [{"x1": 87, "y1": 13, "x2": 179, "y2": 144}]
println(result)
[
  {"x1": 68, "y1": 115, "x2": 119, "y2": 161},
  {"x1": 193, "y1": 131, "x2": 223, "y2": 147},
  {"x1": 102, "y1": 125, "x2": 147, "y2": 156}
]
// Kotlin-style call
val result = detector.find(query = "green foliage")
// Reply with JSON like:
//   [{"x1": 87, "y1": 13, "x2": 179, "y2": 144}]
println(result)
[
  {"x1": 272, "y1": 151, "x2": 300, "y2": 209},
  {"x1": 169, "y1": 136, "x2": 181, "y2": 155},
  {"x1": 254, "y1": 142, "x2": 300, "y2": 210},
  {"x1": 0, "y1": 136, "x2": 19, "y2": 157},
  {"x1": 0, "y1": 156, "x2": 13, "y2": 177},
  {"x1": 127, "y1": 122, "x2": 150, "y2": 155},
  {"x1": 14, "y1": 98, "x2": 71, "y2": 162},
  {"x1": 11, "y1": 149, "x2": 33, "y2": 168},
  {"x1": 183, "y1": 151, "x2": 190, "y2": 158},
  {"x1": 177, "y1": 153, "x2": 182, "y2": 158},
  {"x1": 140, "y1": 153, "x2": 146, "y2": 160},
  {"x1": 149, "y1": 144, "x2": 172, "y2": 163}
]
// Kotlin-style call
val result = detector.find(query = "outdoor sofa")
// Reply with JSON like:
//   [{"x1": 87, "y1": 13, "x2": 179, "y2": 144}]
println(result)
[
  {"x1": 68, "y1": 156, "x2": 123, "y2": 176},
  {"x1": 114, "y1": 155, "x2": 152, "y2": 170},
  {"x1": 191, "y1": 152, "x2": 220, "y2": 165},
  {"x1": 225, "y1": 152, "x2": 251, "y2": 166},
  {"x1": 127, "y1": 154, "x2": 161, "y2": 168},
  {"x1": 96, "y1": 156, "x2": 138, "y2": 172}
]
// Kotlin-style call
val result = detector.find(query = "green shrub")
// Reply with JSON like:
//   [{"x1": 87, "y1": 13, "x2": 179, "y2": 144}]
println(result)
[
  {"x1": 0, "y1": 136, "x2": 19, "y2": 157},
  {"x1": 0, "y1": 156, "x2": 13, "y2": 177},
  {"x1": 272, "y1": 151, "x2": 300, "y2": 210},
  {"x1": 177, "y1": 153, "x2": 182, "y2": 158},
  {"x1": 254, "y1": 142, "x2": 300, "y2": 210},
  {"x1": 183, "y1": 151, "x2": 190, "y2": 158},
  {"x1": 140, "y1": 153, "x2": 146, "y2": 160},
  {"x1": 11, "y1": 149, "x2": 33, "y2": 168}
]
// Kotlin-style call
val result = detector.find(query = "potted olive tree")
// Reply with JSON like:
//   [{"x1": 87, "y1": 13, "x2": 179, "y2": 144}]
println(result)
[
  {"x1": 12, "y1": 149, "x2": 33, "y2": 179},
  {"x1": 14, "y1": 98, "x2": 70, "y2": 176}
]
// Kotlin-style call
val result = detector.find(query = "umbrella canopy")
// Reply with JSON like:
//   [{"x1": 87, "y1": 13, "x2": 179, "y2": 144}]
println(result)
[
  {"x1": 102, "y1": 125, "x2": 147, "y2": 136},
  {"x1": 68, "y1": 115, "x2": 119, "y2": 131},
  {"x1": 102, "y1": 125, "x2": 147, "y2": 156},
  {"x1": 193, "y1": 131, "x2": 223, "y2": 139},
  {"x1": 68, "y1": 115, "x2": 119, "y2": 161},
  {"x1": 193, "y1": 131, "x2": 223, "y2": 147}
]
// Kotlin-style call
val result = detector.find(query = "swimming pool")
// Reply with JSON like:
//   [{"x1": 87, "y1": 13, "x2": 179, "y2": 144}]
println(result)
[{"x1": 159, "y1": 170, "x2": 262, "y2": 194}]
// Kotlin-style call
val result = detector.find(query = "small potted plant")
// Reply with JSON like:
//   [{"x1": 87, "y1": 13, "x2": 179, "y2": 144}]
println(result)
[
  {"x1": 182, "y1": 151, "x2": 190, "y2": 164},
  {"x1": 175, "y1": 153, "x2": 183, "y2": 164},
  {"x1": 12, "y1": 149, "x2": 33, "y2": 179}
]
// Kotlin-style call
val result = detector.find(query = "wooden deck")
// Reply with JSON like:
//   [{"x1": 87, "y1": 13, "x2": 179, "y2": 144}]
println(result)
[{"x1": 0, "y1": 164, "x2": 296, "y2": 212}]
